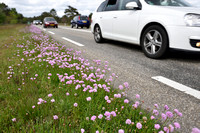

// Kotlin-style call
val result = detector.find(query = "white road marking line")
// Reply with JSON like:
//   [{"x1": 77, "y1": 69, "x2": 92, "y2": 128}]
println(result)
[
  {"x1": 62, "y1": 37, "x2": 84, "y2": 47},
  {"x1": 48, "y1": 31, "x2": 55, "y2": 34},
  {"x1": 152, "y1": 76, "x2": 200, "y2": 99},
  {"x1": 59, "y1": 26, "x2": 91, "y2": 33}
]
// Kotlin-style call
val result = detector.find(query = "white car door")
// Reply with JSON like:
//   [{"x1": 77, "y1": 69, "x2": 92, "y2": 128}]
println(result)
[
  {"x1": 99, "y1": 0, "x2": 119, "y2": 39},
  {"x1": 112, "y1": 0, "x2": 141, "y2": 44}
]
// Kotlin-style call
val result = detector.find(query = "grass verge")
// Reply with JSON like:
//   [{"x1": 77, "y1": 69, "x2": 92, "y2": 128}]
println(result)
[{"x1": 0, "y1": 24, "x2": 183, "y2": 133}]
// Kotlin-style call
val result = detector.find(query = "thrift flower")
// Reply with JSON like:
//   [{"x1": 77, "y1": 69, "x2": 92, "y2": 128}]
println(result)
[
  {"x1": 155, "y1": 124, "x2": 161, "y2": 130},
  {"x1": 12, "y1": 118, "x2": 16, "y2": 122},
  {"x1": 48, "y1": 93, "x2": 53, "y2": 97},
  {"x1": 91, "y1": 115, "x2": 96, "y2": 121},
  {"x1": 32, "y1": 105, "x2": 35, "y2": 109},
  {"x1": 166, "y1": 111, "x2": 173, "y2": 118},
  {"x1": 136, "y1": 122, "x2": 142, "y2": 129},
  {"x1": 53, "y1": 115, "x2": 58, "y2": 120},
  {"x1": 66, "y1": 92, "x2": 70, "y2": 95},
  {"x1": 81, "y1": 128, "x2": 85, "y2": 133},
  {"x1": 98, "y1": 114, "x2": 103, "y2": 119},
  {"x1": 126, "y1": 119, "x2": 131, "y2": 125},
  {"x1": 86, "y1": 97, "x2": 91, "y2": 101},
  {"x1": 124, "y1": 99, "x2": 129, "y2": 103},
  {"x1": 118, "y1": 129, "x2": 124, "y2": 133},
  {"x1": 51, "y1": 99, "x2": 55, "y2": 103},
  {"x1": 191, "y1": 128, "x2": 200, "y2": 133},
  {"x1": 74, "y1": 103, "x2": 78, "y2": 107},
  {"x1": 174, "y1": 122, "x2": 181, "y2": 129},
  {"x1": 136, "y1": 94, "x2": 140, "y2": 99}
]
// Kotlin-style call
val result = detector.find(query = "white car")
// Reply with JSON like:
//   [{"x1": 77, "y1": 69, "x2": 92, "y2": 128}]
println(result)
[{"x1": 91, "y1": 0, "x2": 200, "y2": 58}]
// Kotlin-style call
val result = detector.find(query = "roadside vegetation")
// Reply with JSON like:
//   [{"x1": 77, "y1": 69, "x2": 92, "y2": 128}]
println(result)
[{"x1": 0, "y1": 24, "x2": 185, "y2": 132}]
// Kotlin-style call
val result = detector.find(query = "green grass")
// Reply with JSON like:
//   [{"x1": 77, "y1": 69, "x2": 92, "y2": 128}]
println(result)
[{"x1": 0, "y1": 24, "x2": 182, "y2": 133}]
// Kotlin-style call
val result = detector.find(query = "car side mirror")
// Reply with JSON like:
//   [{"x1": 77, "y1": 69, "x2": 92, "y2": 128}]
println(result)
[{"x1": 125, "y1": 2, "x2": 141, "y2": 10}]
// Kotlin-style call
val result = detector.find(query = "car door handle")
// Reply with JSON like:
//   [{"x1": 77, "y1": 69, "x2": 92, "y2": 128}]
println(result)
[
  {"x1": 100, "y1": 17, "x2": 102, "y2": 19},
  {"x1": 113, "y1": 17, "x2": 117, "y2": 18}
]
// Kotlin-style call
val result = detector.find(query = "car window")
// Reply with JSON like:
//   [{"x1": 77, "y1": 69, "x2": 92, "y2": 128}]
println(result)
[
  {"x1": 97, "y1": 1, "x2": 107, "y2": 12},
  {"x1": 119, "y1": 0, "x2": 138, "y2": 10},
  {"x1": 80, "y1": 16, "x2": 88, "y2": 20},
  {"x1": 104, "y1": 0, "x2": 119, "y2": 11},
  {"x1": 144, "y1": 0, "x2": 192, "y2": 6}
]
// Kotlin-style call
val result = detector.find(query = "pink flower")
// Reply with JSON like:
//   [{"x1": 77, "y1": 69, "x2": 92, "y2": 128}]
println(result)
[
  {"x1": 153, "y1": 109, "x2": 159, "y2": 116},
  {"x1": 161, "y1": 113, "x2": 167, "y2": 120},
  {"x1": 74, "y1": 103, "x2": 78, "y2": 107},
  {"x1": 104, "y1": 96, "x2": 109, "y2": 100},
  {"x1": 154, "y1": 124, "x2": 160, "y2": 130},
  {"x1": 164, "y1": 105, "x2": 169, "y2": 110},
  {"x1": 107, "y1": 100, "x2": 111, "y2": 103},
  {"x1": 174, "y1": 122, "x2": 180, "y2": 129},
  {"x1": 118, "y1": 129, "x2": 124, "y2": 133},
  {"x1": 158, "y1": 131, "x2": 164, "y2": 133},
  {"x1": 169, "y1": 124, "x2": 174, "y2": 132},
  {"x1": 124, "y1": 99, "x2": 129, "y2": 103},
  {"x1": 191, "y1": 128, "x2": 200, "y2": 133},
  {"x1": 119, "y1": 85, "x2": 124, "y2": 90},
  {"x1": 53, "y1": 115, "x2": 58, "y2": 120},
  {"x1": 126, "y1": 119, "x2": 131, "y2": 125},
  {"x1": 35, "y1": 74, "x2": 38, "y2": 77},
  {"x1": 166, "y1": 111, "x2": 173, "y2": 118},
  {"x1": 86, "y1": 97, "x2": 91, "y2": 101},
  {"x1": 32, "y1": 105, "x2": 35, "y2": 109},
  {"x1": 51, "y1": 99, "x2": 55, "y2": 103},
  {"x1": 136, "y1": 94, "x2": 140, "y2": 99},
  {"x1": 12, "y1": 118, "x2": 16, "y2": 122},
  {"x1": 98, "y1": 114, "x2": 103, "y2": 119},
  {"x1": 81, "y1": 128, "x2": 85, "y2": 133},
  {"x1": 91, "y1": 115, "x2": 96, "y2": 121},
  {"x1": 48, "y1": 93, "x2": 53, "y2": 97},
  {"x1": 110, "y1": 111, "x2": 116, "y2": 117},
  {"x1": 151, "y1": 116, "x2": 155, "y2": 120},
  {"x1": 154, "y1": 104, "x2": 159, "y2": 108},
  {"x1": 136, "y1": 122, "x2": 142, "y2": 129},
  {"x1": 66, "y1": 92, "x2": 70, "y2": 95},
  {"x1": 48, "y1": 73, "x2": 52, "y2": 76},
  {"x1": 104, "y1": 111, "x2": 110, "y2": 117},
  {"x1": 123, "y1": 82, "x2": 129, "y2": 88}
]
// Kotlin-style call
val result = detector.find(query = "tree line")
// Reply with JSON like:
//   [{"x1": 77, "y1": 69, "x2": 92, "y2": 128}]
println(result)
[{"x1": 0, "y1": 3, "x2": 93, "y2": 25}]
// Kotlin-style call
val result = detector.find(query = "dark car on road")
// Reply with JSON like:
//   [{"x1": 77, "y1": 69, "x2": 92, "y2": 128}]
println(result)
[
  {"x1": 43, "y1": 17, "x2": 58, "y2": 28},
  {"x1": 71, "y1": 15, "x2": 90, "y2": 29}
]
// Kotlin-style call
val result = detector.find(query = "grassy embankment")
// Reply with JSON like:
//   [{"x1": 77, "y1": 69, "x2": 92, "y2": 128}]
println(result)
[{"x1": 0, "y1": 24, "x2": 182, "y2": 133}]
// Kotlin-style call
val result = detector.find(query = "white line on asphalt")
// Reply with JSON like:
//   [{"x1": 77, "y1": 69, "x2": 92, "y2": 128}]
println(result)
[
  {"x1": 152, "y1": 76, "x2": 200, "y2": 99},
  {"x1": 62, "y1": 37, "x2": 84, "y2": 47},
  {"x1": 59, "y1": 26, "x2": 91, "y2": 33},
  {"x1": 48, "y1": 31, "x2": 55, "y2": 34}
]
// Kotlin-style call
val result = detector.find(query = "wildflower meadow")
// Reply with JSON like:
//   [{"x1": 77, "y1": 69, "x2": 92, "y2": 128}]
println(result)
[{"x1": 0, "y1": 25, "x2": 199, "y2": 133}]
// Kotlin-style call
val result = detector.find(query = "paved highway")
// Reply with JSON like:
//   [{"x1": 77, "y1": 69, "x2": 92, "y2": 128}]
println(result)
[{"x1": 36, "y1": 25, "x2": 200, "y2": 132}]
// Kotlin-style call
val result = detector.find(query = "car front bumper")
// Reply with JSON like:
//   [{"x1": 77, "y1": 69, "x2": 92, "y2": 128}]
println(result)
[{"x1": 167, "y1": 25, "x2": 200, "y2": 52}]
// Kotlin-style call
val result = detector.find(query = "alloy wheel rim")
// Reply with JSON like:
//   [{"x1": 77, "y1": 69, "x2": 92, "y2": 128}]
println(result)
[
  {"x1": 144, "y1": 30, "x2": 162, "y2": 55},
  {"x1": 94, "y1": 27, "x2": 101, "y2": 41}
]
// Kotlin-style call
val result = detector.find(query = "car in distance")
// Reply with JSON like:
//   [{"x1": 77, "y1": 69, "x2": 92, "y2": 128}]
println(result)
[
  {"x1": 43, "y1": 17, "x2": 58, "y2": 28},
  {"x1": 71, "y1": 15, "x2": 90, "y2": 29},
  {"x1": 91, "y1": 0, "x2": 200, "y2": 59},
  {"x1": 33, "y1": 20, "x2": 42, "y2": 25}
]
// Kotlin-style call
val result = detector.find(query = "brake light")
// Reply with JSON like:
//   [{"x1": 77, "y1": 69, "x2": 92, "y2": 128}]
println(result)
[{"x1": 78, "y1": 16, "x2": 80, "y2": 20}]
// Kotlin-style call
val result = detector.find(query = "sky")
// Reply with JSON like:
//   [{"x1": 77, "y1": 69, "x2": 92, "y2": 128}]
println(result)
[{"x1": 0, "y1": 0, "x2": 200, "y2": 17}]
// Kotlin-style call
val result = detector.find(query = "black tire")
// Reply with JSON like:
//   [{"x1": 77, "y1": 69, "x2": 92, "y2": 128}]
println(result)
[
  {"x1": 71, "y1": 24, "x2": 73, "y2": 28},
  {"x1": 94, "y1": 25, "x2": 104, "y2": 43},
  {"x1": 87, "y1": 26, "x2": 89, "y2": 29},
  {"x1": 56, "y1": 25, "x2": 58, "y2": 28},
  {"x1": 141, "y1": 25, "x2": 168, "y2": 59}
]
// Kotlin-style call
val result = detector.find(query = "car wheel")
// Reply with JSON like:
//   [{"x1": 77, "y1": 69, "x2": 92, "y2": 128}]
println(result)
[
  {"x1": 76, "y1": 24, "x2": 78, "y2": 29},
  {"x1": 71, "y1": 24, "x2": 73, "y2": 28},
  {"x1": 56, "y1": 26, "x2": 58, "y2": 28},
  {"x1": 87, "y1": 26, "x2": 89, "y2": 29},
  {"x1": 141, "y1": 25, "x2": 168, "y2": 59},
  {"x1": 94, "y1": 25, "x2": 104, "y2": 43},
  {"x1": 81, "y1": 26, "x2": 83, "y2": 29}
]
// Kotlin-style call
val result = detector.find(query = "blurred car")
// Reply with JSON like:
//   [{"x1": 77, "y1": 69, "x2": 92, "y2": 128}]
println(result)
[
  {"x1": 33, "y1": 20, "x2": 42, "y2": 25},
  {"x1": 91, "y1": 0, "x2": 200, "y2": 59},
  {"x1": 71, "y1": 15, "x2": 90, "y2": 29},
  {"x1": 43, "y1": 17, "x2": 58, "y2": 28}
]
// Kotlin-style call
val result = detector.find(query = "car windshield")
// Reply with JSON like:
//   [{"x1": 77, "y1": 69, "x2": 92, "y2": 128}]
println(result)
[
  {"x1": 144, "y1": 0, "x2": 192, "y2": 7},
  {"x1": 80, "y1": 16, "x2": 88, "y2": 20},
  {"x1": 46, "y1": 18, "x2": 56, "y2": 21},
  {"x1": 36, "y1": 20, "x2": 41, "y2": 22}
]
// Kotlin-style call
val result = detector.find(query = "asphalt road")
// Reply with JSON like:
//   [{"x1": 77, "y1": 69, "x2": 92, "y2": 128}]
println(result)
[{"x1": 36, "y1": 25, "x2": 200, "y2": 132}]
